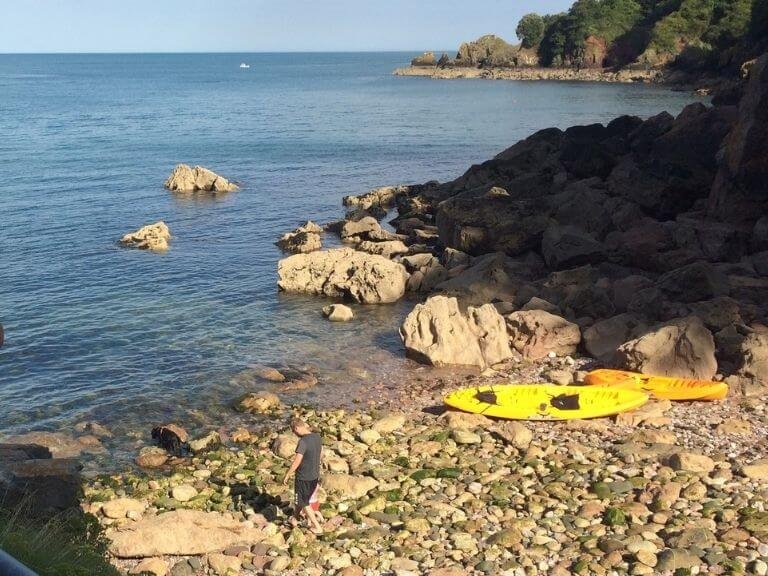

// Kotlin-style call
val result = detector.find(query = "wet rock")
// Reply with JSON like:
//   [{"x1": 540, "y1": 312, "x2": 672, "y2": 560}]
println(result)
[
  {"x1": 135, "y1": 446, "x2": 169, "y2": 468},
  {"x1": 3, "y1": 431, "x2": 104, "y2": 458},
  {"x1": 340, "y1": 216, "x2": 382, "y2": 241},
  {"x1": 506, "y1": 310, "x2": 581, "y2": 360},
  {"x1": 322, "y1": 304, "x2": 354, "y2": 322},
  {"x1": 151, "y1": 424, "x2": 189, "y2": 456},
  {"x1": 276, "y1": 229, "x2": 321, "y2": 254},
  {"x1": 189, "y1": 431, "x2": 221, "y2": 453},
  {"x1": 234, "y1": 391, "x2": 281, "y2": 414},
  {"x1": 108, "y1": 510, "x2": 265, "y2": 558},
  {"x1": 250, "y1": 365, "x2": 286, "y2": 382},
  {"x1": 344, "y1": 185, "x2": 409, "y2": 213},
  {"x1": 615, "y1": 316, "x2": 717, "y2": 380},
  {"x1": 277, "y1": 248, "x2": 408, "y2": 304},
  {"x1": 118, "y1": 221, "x2": 171, "y2": 252},
  {"x1": 164, "y1": 164, "x2": 237, "y2": 193},
  {"x1": 400, "y1": 295, "x2": 512, "y2": 369}
]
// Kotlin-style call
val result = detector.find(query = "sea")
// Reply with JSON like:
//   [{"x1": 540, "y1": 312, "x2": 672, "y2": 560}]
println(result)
[{"x1": 0, "y1": 52, "x2": 699, "y2": 443}]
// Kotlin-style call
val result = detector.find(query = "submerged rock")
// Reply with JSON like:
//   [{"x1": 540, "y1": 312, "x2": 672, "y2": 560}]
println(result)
[
  {"x1": 400, "y1": 295, "x2": 512, "y2": 369},
  {"x1": 164, "y1": 164, "x2": 237, "y2": 193},
  {"x1": 277, "y1": 248, "x2": 408, "y2": 304},
  {"x1": 323, "y1": 303, "x2": 354, "y2": 322},
  {"x1": 151, "y1": 424, "x2": 189, "y2": 456},
  {"x1": 119, "y1": 221, "x2": 171, "y2": 252},
  {"x1": 234, "y1": 391, "x2": 281, "y2": 414}
]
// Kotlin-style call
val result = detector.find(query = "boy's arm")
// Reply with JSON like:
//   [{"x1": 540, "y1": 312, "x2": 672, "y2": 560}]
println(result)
[{"x1": 282, "y1": 453, "x2": 304, "y2": 484}]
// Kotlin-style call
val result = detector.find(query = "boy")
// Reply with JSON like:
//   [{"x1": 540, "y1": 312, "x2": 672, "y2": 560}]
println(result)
[{"x1": 282, "y1": 418, "x2": 324, "y2": 533}]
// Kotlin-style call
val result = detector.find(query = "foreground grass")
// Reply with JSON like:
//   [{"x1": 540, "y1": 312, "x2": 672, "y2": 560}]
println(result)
[{"x1": 0, "y1": 505, "x2": 120, "y2": 576}]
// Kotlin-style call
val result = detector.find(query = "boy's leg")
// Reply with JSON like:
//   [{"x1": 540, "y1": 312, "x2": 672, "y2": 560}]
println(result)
[{"x1": 302, "y1": 506, "x2": 323, "y2": 532}]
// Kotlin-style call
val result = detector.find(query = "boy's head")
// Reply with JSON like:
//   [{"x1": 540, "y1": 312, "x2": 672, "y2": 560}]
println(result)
[{"x1": 291, "y1": 417, "x2": 311, "y2": 436}]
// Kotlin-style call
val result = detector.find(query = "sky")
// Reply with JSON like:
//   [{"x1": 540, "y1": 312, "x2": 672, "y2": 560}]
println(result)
[{"x1": 0, "y1": 0, "x2": 573, "y2": 53}]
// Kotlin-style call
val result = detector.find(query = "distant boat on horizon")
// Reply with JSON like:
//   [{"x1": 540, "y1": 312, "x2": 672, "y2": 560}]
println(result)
[{"x1": 239, "y1": 63, "x2": 250, "y2": 69}]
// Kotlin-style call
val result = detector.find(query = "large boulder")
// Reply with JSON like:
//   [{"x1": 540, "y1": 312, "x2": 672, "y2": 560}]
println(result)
[
  {"x1": 164, "y1": 164, "x2": 237, "y2": 193},
  {"x1": 107, "y1": 510, "x2": 265, "y2": 558},
  {"x1": 400, "y1": 295, "x2": 513, "y2": 369},
  {"x1": 119, "y1": 222, "x2": 171, "y2": 252},
  {"x1": 737, "y1": 330, "x2": 768, "y2": 387},
  {"x1": 542, "y1": 224, "x2": 605, "y2": 270},
  {"x1": 434, "y1": 252, "x2": 541, "y2": 306},
  {"x1": 506, "y1": 310, "x2": 581, "y2": 360},
  {"x1": 401, "y1": 254, "x2": 449, "y2": 292},
  {"x1": 615, "y1": 316, "x2": 717, "y2": 380},
  {"x1": 0, "y1": 444, "x2": 81, "y2": 516},
  {"x1": 583, "y1": 314, "x2": 649, "y2": 363},
  {"x1": 277, "y1": 248, "x2": 408, "y2": 304},
  {"x1": 658, "y1": 261, "x2": 730, "y2": 303}
]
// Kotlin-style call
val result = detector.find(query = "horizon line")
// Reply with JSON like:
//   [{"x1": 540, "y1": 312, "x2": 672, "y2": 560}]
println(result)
[{"x1": 0, "y1": 49, "x2": 450, "y2": 56}]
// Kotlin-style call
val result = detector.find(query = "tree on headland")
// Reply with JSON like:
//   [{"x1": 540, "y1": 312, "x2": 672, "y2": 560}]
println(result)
[{"x1": 516, "y1": 13, "x2": 546, "y2": 48}]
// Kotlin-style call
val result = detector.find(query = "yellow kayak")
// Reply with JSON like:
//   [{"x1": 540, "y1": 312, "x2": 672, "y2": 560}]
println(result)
[
  {"x1": 444, "y1": 384, "x2": 649, "y2": 421},
  {"x1": 584, "y1": 369, "x2": 728, "y2": 401}
]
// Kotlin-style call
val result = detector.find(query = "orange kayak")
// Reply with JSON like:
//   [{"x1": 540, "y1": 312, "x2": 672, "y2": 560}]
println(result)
[{"x1": 584, "y1": 369, "x2": 728, "y2": 401}]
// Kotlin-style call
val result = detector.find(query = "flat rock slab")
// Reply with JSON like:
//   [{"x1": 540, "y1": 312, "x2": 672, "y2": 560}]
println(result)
[{"x1": 108, "y1": 510, "x2": 265, "y2": 558}]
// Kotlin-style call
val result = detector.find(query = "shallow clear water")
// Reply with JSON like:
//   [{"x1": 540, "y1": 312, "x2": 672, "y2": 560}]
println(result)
[{"x1": 0, "y1": 53, "x2": 698, "y2": 435}]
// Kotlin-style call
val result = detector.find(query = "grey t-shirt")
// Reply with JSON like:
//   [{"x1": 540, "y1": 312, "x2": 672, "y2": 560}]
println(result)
[{"x1": 295, "y1": 432, "x2": 321, "y2": 481}]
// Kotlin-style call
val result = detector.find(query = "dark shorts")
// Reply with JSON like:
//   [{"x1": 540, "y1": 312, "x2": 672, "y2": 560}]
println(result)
[{"x1": 294, "y1": 478, "x2": 319, "y2": 510}]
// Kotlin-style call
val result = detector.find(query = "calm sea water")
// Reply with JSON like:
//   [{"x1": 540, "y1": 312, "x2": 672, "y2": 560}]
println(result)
[{"x1": 0, "y1": 53, "x2": 698, "y2": 437}]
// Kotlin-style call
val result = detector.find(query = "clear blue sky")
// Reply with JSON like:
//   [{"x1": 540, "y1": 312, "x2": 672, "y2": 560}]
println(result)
[{"x1": 0, "y1": 0, "x2": 573, "y2": 53}]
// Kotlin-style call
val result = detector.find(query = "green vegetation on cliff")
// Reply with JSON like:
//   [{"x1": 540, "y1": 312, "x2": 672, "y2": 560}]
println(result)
[{"x1": 523, "y1": 0, "x2": 764, "y2": 70}]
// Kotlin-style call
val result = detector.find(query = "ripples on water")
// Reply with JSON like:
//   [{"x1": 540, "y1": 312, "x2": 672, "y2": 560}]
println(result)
[{"x1": 0, "y1": 53, "x2": 698, "y2": 436}]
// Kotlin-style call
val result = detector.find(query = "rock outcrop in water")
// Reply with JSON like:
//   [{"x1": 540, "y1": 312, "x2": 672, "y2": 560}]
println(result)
[
  {"x1": 275, "y1": 221, "x2": 323, "y2": 254},
  {"x1": 119, "y1": 221, "x2": 171, "y2": 252},
  {"x1": 164, "y1": 164, "x2": 238, "y2": 193},
  {"x1": 277, "y1": 248, "x2": 408, "y2": 304}
]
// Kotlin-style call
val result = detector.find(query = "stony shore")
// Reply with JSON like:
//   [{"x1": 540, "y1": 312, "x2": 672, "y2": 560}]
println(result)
[
  {"x1": 393, "y1": 66, "x2": 664, "y2": 84},
  {"x1": 80, "y1": 376, "x2": 768, "y2": 576}
]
